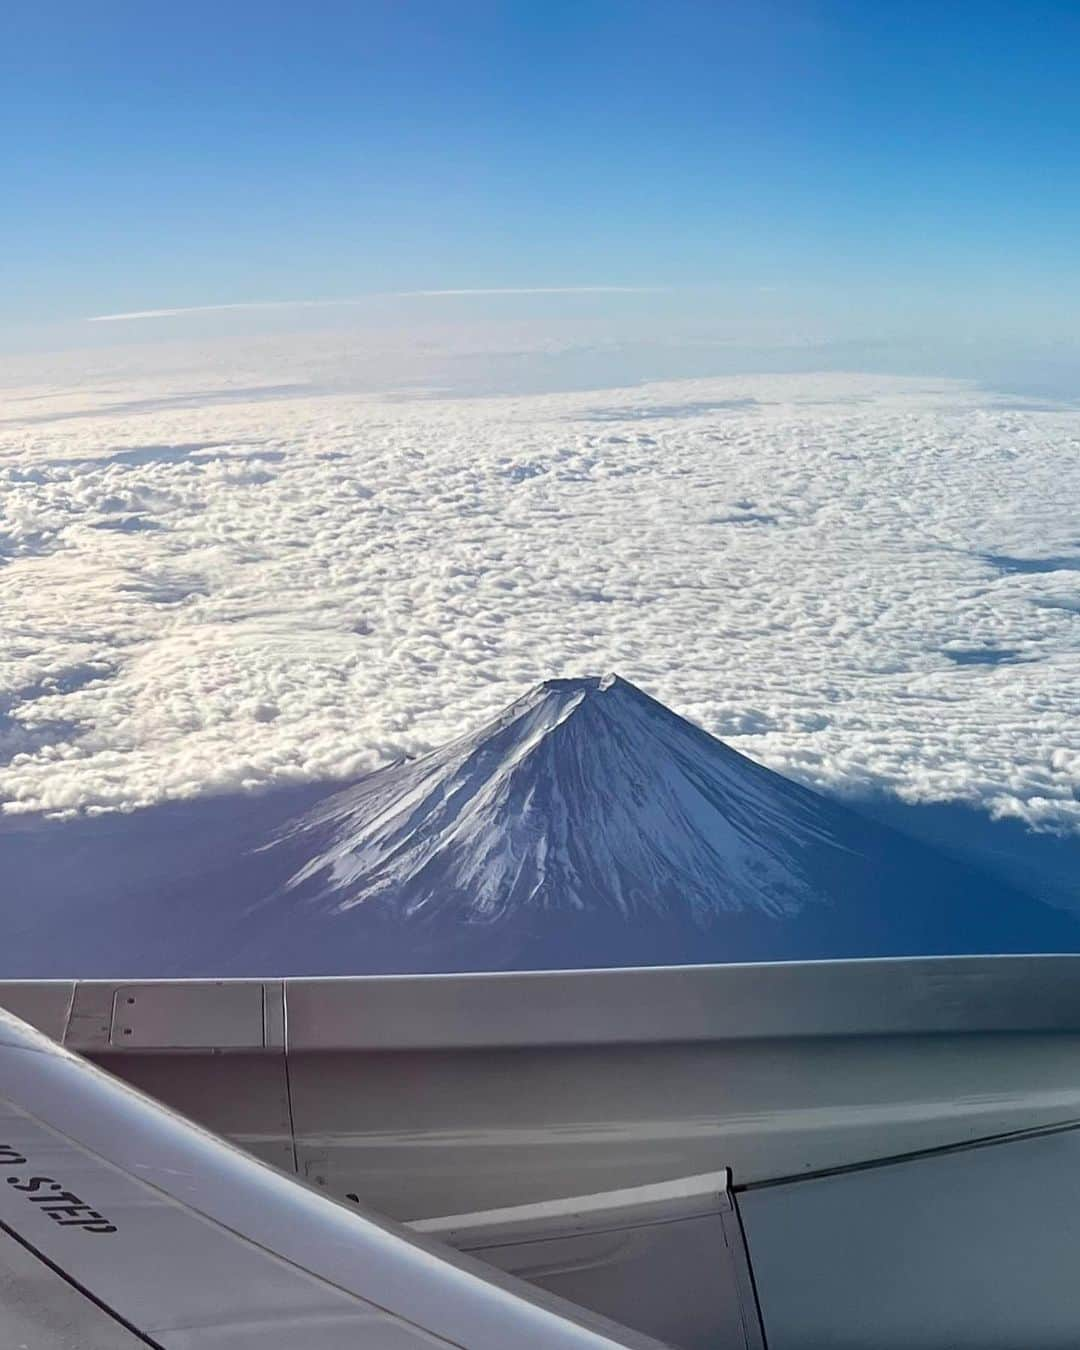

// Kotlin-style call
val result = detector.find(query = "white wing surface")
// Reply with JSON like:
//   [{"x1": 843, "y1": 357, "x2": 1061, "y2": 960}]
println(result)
[{"x1": 0, "y1": 1007, "x2": 664, "y2": 1349}]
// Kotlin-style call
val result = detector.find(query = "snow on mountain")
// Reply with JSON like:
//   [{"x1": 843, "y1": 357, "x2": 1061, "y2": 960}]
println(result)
[{"x1": 277, "y1": 674, "x2": 836, "y2": 923}]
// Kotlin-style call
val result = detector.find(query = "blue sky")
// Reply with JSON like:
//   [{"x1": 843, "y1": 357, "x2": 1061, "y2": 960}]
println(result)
[{"x1": 6, "y1": 1, "x2": 1080, "y2": 355}]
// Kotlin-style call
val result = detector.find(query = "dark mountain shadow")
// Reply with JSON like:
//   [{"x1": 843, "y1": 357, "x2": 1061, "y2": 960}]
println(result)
[
  {"x1": 578, "y1": 399, "x2": 760, "y2": 421},
  {"x1": 1, "y1": 386, "x2": 318, "y2": 426},
  {"x1": 979, "y1": 552, "x2": 1080, "y2": 576},
  {"x1": 0, "y1": 781, "x2": 340, "y2": 977},
  {"x1": 850, "y1": 794, "x2": 1080, "y2": 914},
  {"x1": 941, "y1": 647, "x2": 1027, "y2": 667}
]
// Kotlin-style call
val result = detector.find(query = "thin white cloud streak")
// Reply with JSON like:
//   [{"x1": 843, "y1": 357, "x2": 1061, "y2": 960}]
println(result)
[{"x1": 87, "y1": 288, "x2": 666, "y2": 322}]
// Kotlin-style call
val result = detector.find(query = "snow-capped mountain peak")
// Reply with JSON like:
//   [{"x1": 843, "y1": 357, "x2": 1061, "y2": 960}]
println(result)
[{"x1": 277, "y1": 673, "x2": 845, "y2": 925}]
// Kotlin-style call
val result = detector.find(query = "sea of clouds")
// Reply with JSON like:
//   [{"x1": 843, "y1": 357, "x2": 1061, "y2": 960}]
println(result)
[{"x1": 1, "y1": 364, "x2": 1077, "y2": 830}]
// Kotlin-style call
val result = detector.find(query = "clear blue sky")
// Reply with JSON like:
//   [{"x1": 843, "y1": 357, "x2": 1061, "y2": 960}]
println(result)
[{"x1": 6, "y1": 0, "x2": 1080, "y2": 341}]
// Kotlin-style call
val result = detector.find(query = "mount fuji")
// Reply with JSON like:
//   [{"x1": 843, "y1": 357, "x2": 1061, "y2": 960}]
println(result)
[
  {"x1": 214, "y1": 674, "x2": 1080, "y2": 974},
  {"x1": 4, "y1": 674, "x2": 1077, "y2": 976}
]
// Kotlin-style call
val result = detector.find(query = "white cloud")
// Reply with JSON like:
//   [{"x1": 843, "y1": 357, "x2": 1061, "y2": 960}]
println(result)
[
  {"x1": 0, "y1": 366, "x2": 1077, "y2": 832},
  {"x1": 86, "y1": 288, "x2": 665, "y2": 322}
]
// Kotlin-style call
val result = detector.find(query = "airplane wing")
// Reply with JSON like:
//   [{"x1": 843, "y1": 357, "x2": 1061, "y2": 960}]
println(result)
[
  {"x1": 0, "y1": 1005, "x2": 667, "y2": 1350},
  {"x1": 7, "y1": 957, "x2": 1080, "y2": 1348}
]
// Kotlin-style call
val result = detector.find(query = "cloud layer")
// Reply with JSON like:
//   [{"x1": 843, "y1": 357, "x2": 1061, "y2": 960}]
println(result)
[{"x1": 1, "y1": 368, "x2": 1077, "y2": 830}]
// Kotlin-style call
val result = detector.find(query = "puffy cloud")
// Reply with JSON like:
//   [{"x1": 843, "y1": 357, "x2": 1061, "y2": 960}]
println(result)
[{"x1": 0, "y1": 367, "x2": 1077, "y2": 831}]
